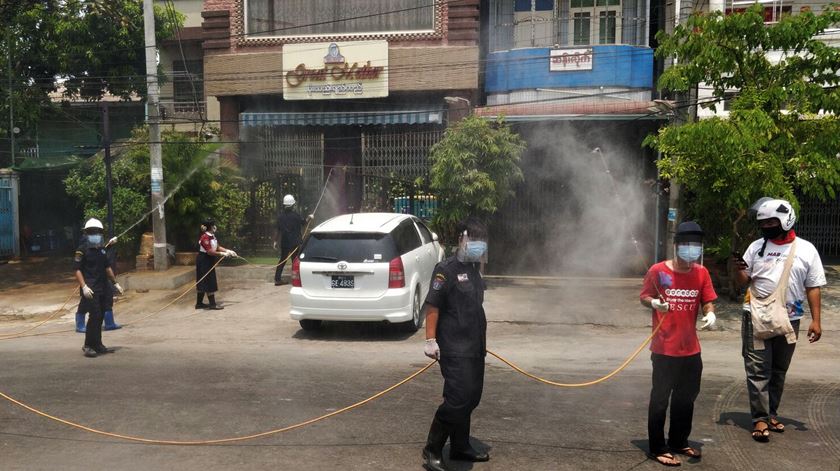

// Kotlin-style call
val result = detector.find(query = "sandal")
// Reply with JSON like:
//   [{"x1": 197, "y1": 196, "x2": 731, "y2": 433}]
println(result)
[
  {"x1": 752, "y1": 422, "x2": 770, "y2": 442},
  {"x1": 652, "y1": 453, "x2": 681, "y2": 467},
  {"x1": 674, "y1": 447, "x2": 701, "y2": 459},
  {"x1": 769, "y1": 418, "x2": 785, "y2": 433}
]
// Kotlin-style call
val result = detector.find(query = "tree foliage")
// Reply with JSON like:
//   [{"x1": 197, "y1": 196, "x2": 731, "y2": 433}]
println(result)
[
  {"x1": 0, "y1": 0, "x2": 181, "y2": 158},
  {"x1": 425, "y1": 115, "x2": 525, "y2": 243},
  {"x1": 64, "y1": 129, "x2": 247, "y2": 258},
  {"x1": 646, "y1": 5, "x2": 840, "y2": 256}
]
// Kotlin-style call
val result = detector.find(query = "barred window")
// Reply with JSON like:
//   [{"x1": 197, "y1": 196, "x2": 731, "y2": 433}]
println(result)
[{"x1": 246, "y1": 0, "x2": 437, "y2": 38}]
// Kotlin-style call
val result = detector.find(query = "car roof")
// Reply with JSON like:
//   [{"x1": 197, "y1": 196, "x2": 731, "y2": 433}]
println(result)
[{"x1": 311, "y1": 213, "x2": 413, "y2": 234}]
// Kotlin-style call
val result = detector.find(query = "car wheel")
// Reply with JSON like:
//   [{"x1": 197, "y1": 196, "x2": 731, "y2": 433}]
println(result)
[
  {"x1": 401, "y1": 288, "x2": 423, "y2": 332},
  {"x1": 299, "y1": 319, "x2": 323, "y2": 331}
]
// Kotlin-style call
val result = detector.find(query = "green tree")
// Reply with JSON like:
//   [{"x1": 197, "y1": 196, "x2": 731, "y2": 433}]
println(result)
[
  {"x1": 425, "y1": 115, "x2": 525, "y2": 243},
  {"x1": 0, "y1": 1, "x2": 181, "y2": 164},
  {"x1": 646, "y1": 5, "x2": 840, "y2": 260},
  {"x1": 64, "y1": 128, "x2": 247, "y2": 258}
]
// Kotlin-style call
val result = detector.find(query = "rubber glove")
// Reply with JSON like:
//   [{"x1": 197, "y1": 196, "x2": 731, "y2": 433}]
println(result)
[
  {"x1": 113, "y1": 283, "x2": 124, "y2": 295},
  {"x1": 81, "y1": 285, "x2": 94, "y2": 299},
  {"x1": 651, "y1": 298, "x2": 669, "y2": 313},
  {"x1": 107, "y1": 236, "x2": 118, "y2": 246},
  {"x1": 424, "y1": 338, "x2": 440, "y2": 360},
  {"x1": 227, "y1": 250, "x2": 238, "y2": 258},
  {"x1": 700, "y1": 312, "x2": 716, "y2": 330}
]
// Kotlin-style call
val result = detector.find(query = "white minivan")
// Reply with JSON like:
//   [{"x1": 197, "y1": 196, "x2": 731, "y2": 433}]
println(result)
[{"x1": 289, "y1": 213, "x2": 445, "y2": 331}]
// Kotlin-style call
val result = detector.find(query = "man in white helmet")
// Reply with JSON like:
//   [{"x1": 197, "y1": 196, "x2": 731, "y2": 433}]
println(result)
[
  {"x1": 273, "y1": 194, "x2": 311, "y2": 286},
  {"x1": 734, "y1": 198, "x2": 825, "y2": 442},
  {"x1": 74, "y1": 218, "x2": 124, "y2": 358}
]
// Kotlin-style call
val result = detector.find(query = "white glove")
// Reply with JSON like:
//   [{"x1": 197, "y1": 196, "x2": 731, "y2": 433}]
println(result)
[
  {"x1": 424, "y1": 338, "x2": 440, "y2": 360},
  {"x1": 107, "y1": 236, "x2": 118, "y2": 246},
  {"x1": 81, "y1": 285, "x2": 94, "y2": 299},
  {"x1": 272, "y1": 241, "x2": 278, "y2": 250},
  {"x1": 226, "y1": 250, "x2": 238, "y2": 258},
  {"x1": 700, "y1": 312, "x2": 716, "y2": 330},
  {"x1": 651, "y1": 298, "x2": 670, "y2": 313},
  {"x1": 307, "y1": 214, "x2": 314, "y2": 221},
  {"x1": 113, "y1": 283, "x2": 124, "y2": 295}
]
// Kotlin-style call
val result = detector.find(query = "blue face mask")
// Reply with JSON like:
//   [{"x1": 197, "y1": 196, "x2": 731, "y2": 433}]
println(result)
[
  {"x1": 462, "y1": 241, "x2": 487, "y2": 262},
  {"x1": 87, "y1": 234, "x2": 103, "y2": 246},
  {"x1": 677, "y1": 244, "x2": 702, "y2": 263}
]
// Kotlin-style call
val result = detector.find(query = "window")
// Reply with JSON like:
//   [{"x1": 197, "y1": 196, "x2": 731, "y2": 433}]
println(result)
[
  {"x1": 172, "y1": 60, "x2": 204, "y2": 113},
  {"x1": 413, "y1": 219, "x2": 433, "y2": 244},
  {"x1": 246, "y1": 0, "x2": 436, "y2": 38},
  {"x1": 301, "y1": 233, "x2": 398, "y2": 263},
  {"x1": 573, "y1": 12, "x2": 591, "y2": 45},
  {"x1": 599, "y1": 11, "x2": 616, "y2": 44},
  {"x1": 569, "y1": 0, "x2": 621, "y2": 46},
  {"x1": 392, "y1": 220, "x2": 422, "y2": 254},
  {"x1": 514, "y1": 0, "x2": 554, "y2": 11}
]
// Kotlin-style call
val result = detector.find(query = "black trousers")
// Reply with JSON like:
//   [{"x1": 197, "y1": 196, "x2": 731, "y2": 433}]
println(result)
[
  {"x1": 435, "y1": 355, "x2": 485, "y2": 451},
  {"x1": 274, "y1": 245, "x2": 295, "y2": 284},
  {"x1": 648, "y1": 352, "x2": 703, "y2": 455},
  {"x1": 80, "y1": 292, "x2": 110, "y2": 349}
]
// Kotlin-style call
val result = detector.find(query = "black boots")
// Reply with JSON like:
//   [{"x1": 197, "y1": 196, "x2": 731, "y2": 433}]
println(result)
[
  {"x1": 450, "y1": 418, "x2": 490, "y2": 462},
  {"x1": 422, "y1": 417, "x2": 450, "y2": 471}
]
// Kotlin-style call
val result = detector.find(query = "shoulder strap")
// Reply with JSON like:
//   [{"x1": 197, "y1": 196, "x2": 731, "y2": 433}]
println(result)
[{"x1": 774, "y1": 239, "x2": 797, "y2": 296}]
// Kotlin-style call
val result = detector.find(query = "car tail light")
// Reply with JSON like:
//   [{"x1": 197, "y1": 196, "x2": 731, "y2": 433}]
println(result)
[
  {"x1": 291, "y1": 257, "x2": 302, "y2": 287},
  {"x1": 389, "y1": 257, "x2": 405, "y2": 288}
]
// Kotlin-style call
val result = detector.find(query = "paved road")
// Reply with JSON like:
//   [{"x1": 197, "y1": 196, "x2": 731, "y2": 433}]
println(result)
[{"x1": 0, "y1": 277, "x2": 838, "y2": 470}]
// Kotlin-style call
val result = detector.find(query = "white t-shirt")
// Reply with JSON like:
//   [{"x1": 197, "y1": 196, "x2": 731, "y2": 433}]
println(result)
[{"x1": 744, "y1": 237, "x2": 826, "y2": 321}]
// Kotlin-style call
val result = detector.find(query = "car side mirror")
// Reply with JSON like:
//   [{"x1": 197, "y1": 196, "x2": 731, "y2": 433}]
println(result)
[{"x1": 431, "y1": 232, "x2": 439, "y2": 241}]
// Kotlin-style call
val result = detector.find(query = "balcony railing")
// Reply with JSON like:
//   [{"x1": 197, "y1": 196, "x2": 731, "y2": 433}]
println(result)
[{"x1": 159, "y1": 100, "x2": 206, "y2": 122}]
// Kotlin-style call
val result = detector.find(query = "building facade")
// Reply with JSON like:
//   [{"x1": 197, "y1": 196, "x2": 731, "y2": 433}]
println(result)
[
  {"x1": 475, "y1": 0, "x2": 665, "y2": 275},
  {"x1": 199, "y1": 0, "x2": 480, "y2": 222}
]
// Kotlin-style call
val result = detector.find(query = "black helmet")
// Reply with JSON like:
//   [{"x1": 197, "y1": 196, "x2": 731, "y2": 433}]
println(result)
[
  {"x1": 674, "y1": 221, "x2": 704, "y2": 243},
  {"x1": 201, "y1": 218, "x2": 216, "y2": 230}
]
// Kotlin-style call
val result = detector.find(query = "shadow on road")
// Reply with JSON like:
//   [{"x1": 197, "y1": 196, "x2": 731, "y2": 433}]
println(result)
[
  {"x1": 717, "y1": 411, "x2": 809, "y2": 432},
  {"x1": 292, "y1": 321, "x2": 417, "y2": 342}
]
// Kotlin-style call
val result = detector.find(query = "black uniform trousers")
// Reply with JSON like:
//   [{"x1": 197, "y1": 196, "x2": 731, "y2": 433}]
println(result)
[
  {"x1": 435, "y1": 355, "x2": 485, "y2": 450},
  {"x1": 274, "y1": 245, "x2": 296, "y2": 284},
  {"x1": 80, "y1": 291, "x2": 111, "y2": 349},
  {"x1": 648, "y1": 352, "x2": 702, "y2": 455}
]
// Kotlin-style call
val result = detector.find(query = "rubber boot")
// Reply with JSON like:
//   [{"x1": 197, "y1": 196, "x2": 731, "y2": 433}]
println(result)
[
  {"x1": 450, "y1": 417, "x2": 489, "y2": 462},
  {"x1": 422, "y1": 417, "x2": 450, "y2": 471},
  {"x1": 75, "y1": 312, "x2": 86, "y2": 333},
  {"x1": 103, "y1": 310, "x2": 122, "y2": 331}
]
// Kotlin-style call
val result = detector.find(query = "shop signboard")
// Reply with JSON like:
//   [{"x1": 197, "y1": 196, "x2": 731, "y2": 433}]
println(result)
[{"x1": 283, "y1": 41, "x2": 389, "y2": 100}]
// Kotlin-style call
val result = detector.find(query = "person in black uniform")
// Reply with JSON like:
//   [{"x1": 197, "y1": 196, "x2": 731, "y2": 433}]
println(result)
[
  {"x1": 273, "y1": 194, "x2": 311, "y2": 286},
  {"x1": 196, "y1": 218, "x2": 236, "y2": 309},
  {"x1": 75, "y1": 235, "x2": 122, "y2": 333},
  {"x1": 422, "y1": 217, "x2": 490, "y2": 471},
  {"x1": 74, "y1": 218, "x2": 124, "y2": 358}
]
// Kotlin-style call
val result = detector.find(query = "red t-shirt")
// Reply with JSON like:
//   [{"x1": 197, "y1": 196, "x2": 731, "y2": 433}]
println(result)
[{"x1": 640, "y1": 261, "x2": 718, "y2": 357}]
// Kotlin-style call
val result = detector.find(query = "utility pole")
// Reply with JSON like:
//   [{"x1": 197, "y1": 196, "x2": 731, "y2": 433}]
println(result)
[
  {"x1": 143, "y1": 0, "x2": 169, "y2": 271},
  {"x1": 7, "y1": 30, "x2": 14, "y2": 167},
  {"x1": 101, "y1": 102, "x2": 114, "y2": 238}
]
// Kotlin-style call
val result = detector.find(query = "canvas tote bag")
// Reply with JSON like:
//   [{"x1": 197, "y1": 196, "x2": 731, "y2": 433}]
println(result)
[{"x1": 748, "y1": 239, "x2": 798, "y2": 347}]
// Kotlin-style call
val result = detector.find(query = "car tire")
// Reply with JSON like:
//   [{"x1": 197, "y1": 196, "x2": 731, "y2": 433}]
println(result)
[
  {"x1": 401, "y1": 288, "x2": 423, "y2": 332},
  {"x1": 299, "y1": 319, "x2": 323, "y2": 331}
]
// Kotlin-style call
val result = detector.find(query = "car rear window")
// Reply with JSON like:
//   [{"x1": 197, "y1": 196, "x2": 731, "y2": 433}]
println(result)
[{"x1": 300, "y1": 232, "x2": 399, "y2": 263}]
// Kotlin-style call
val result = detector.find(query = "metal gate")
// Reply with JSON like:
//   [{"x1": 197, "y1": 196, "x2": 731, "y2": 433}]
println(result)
[
  {"x1": 796, "y1": 196, "x2": 840, "y2": 257},
  {"x1": 0, "y1": 171, "x2": 20, "y2": 257},
  {"x1": 259, "y1": 127, "x2": 324, "y2": 211}
]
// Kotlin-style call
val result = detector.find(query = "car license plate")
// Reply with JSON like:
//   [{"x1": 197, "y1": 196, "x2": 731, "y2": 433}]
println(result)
[{"x1": 331, "y1": 275, "x2": 354, "y2": 289}]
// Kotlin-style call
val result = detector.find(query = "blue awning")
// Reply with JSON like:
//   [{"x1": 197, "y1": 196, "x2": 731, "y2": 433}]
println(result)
[{"x1": 240, "y1": 107, "x2": 444, "y2": 127}]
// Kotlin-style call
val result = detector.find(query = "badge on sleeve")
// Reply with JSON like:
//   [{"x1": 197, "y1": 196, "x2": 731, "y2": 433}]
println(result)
[
  {"x1": 74, "y1": 251, "x2": 83, "y2": 263},
  {"x1": 432, "y1": 273, "x2": 446, "y2": 291},
  {"x1": 457, "y1": 273, "x2": 469, "y2": 282}
]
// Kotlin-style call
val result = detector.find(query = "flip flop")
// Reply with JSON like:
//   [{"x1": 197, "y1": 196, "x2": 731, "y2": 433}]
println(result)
[
  {"x1": 752, "y1": 423, "x2": 771, "y2": 442},
  {"x1": 651, "y1": 453, "x2": 681, "y2": 467},
  {"x1": 674, "y1": 447, "x2": 701, "y2": 459},
  {"x1": 769, "y1": 418, "x2": 785, "y2": 433}
]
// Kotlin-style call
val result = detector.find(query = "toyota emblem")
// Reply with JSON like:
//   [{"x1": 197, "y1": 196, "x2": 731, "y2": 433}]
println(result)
[{"x1": 337, "y1": 262, "x2": 348, "y2": 271}]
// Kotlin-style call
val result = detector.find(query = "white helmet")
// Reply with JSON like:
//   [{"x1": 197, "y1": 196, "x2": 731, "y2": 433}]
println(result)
[
  {"x1": 83, "y1": 218, "x2": 104, "y2": 231},
  {"x1": 756, "y1": 199, "x2": 796, "y2": 231},
  {"x1": 283, "y1": 194, "x2": 296, "y2": 207}
]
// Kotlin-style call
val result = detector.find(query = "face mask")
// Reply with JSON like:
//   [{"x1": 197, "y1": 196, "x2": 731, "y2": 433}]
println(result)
[
  {"x1": 87, "y1": 234, "x2": 103, "y2": 246},
  {"x1": 760, "y1": 225, "x2": 785, "y2": 240},
  {"x1": 461, "y1": 241, "x2": 487, "y2": 262},
  {"x1": 677, "y1": 244, "x2": 702, "y2": 263}
]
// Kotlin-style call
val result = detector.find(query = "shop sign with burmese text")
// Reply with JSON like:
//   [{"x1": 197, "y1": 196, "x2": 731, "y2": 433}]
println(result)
[{"x1": 283, "y1": 41, "x2": 388, "y2": 100}]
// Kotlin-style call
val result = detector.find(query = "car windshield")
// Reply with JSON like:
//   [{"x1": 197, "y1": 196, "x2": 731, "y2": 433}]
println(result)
[{"x1": 300, "y1": 232, "x2": 399, "y2": 263}]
